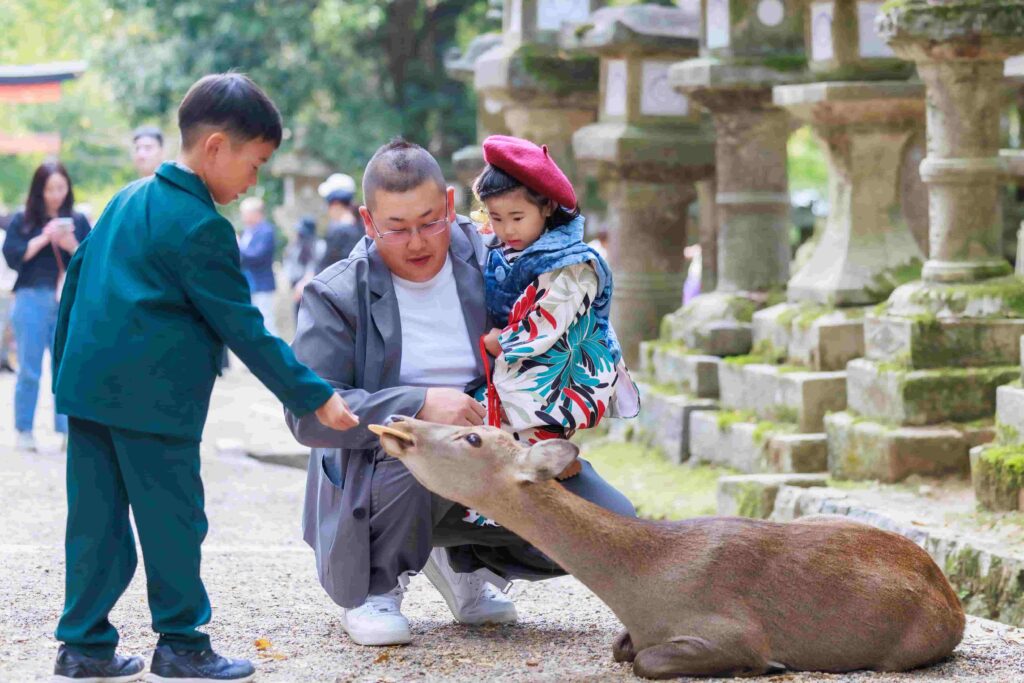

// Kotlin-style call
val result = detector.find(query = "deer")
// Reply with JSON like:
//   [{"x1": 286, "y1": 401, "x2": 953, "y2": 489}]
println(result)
[{"x1": 369, "y1": 417, "x2": 966, "y2": 679}]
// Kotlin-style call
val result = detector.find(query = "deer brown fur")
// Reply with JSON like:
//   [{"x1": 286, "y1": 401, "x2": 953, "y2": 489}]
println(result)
[{"x1": 374, "y1": 418, "x2": 965, "y2": 679}]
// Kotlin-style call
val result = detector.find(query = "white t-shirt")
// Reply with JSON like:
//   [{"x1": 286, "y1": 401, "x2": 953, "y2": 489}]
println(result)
[{"x1": 392, "y1": 256, "x2": 478, "y2": 388}]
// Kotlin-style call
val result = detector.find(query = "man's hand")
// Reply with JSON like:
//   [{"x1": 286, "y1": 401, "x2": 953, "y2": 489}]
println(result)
[
  {"x1": 483, "y1": 327, "x2": 503, "y2": 358},
  {"x1": 315, "y1": 393, "x2": 359, "y2": 431},
  {"x1": 418, "y1": 387, "x2": 486, "y2": 426}
]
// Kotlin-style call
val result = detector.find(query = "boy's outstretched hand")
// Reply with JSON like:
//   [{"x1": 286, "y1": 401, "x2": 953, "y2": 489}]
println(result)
[{"x1": 315, "y1": 394, "x2": 360, "y2": 431}]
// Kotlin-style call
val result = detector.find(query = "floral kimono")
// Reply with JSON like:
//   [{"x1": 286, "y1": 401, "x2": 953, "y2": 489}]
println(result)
[{"x1": 482, "y1": 216, "x2": 639, "y2": 445}]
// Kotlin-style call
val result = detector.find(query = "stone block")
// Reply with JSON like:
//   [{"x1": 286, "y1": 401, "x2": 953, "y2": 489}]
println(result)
[
  {"x1": 633, "y1": 382, "x2": 717, "y2": 464},
  {"x1": 970, "y1": 445, "x2": 1024, "y2": 512},
  {"x1": 639, "y1": 342, "x2": 720, "y2": 398},
  {"x1": 789, "y1": 311, "x2": 866, "y2": 372},
  {"x1": 865, "y1": 315, "x2": 1024, "y2": 369},
  {"x1": 688, "y1": 410, "x2": 801, "y2": 474},
  {"x1": 846, "y1": 359, "x2": 1018, "y2": 426},
  {"x1": 752, "y1": 303, "x2": 796, "y2": 361},
  {"x1": 995, "y1": 383, "x2": 1024, "y2": 444},
  {"x1": 716, "y1": 473, "x2": 829, "y2": 519},
  {"x1": 717, "y1": 363, "x2": 846, "y2": 431},
  {"x1": 767, "y1": 433, "x2": 829, "y2": 473},
  {"x1": 825, "y1": 411, "x2": 996, "y2": 483},
  {"x1": 685, "y1": 320, "x2": 753, "y2": 357},
  {"x1": 753, "y1": 303, "x2": 866, "y2": 371}
]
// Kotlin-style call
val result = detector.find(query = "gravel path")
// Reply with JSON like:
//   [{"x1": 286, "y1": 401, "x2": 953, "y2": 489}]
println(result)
[{"x1": 2, "y1": 370, "x2": 1023, "y2": 682}]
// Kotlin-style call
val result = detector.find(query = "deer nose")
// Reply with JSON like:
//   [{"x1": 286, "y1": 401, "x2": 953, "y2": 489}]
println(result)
[{"x1": 386, "y1": 415, "x2": 406, "y2": 425}]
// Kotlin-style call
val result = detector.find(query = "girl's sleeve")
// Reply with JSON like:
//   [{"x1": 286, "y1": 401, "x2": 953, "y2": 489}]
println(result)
[
  {"x1": 2, "y1": 213, "x2": 28, "y2": 270},
  {"x1": 496, "y1": 262, "x2": 599, "y2": 363}
]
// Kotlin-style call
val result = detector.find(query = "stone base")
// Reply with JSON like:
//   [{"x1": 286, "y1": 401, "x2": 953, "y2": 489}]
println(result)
[
  {"x1": 752, "y1": 303, "x2": 866, "y2": 371},
  {"x1": 452, "y1": 145, "x2": 485, "y2": 186},
  {"x1": 771, "y1": 484, "x2": 1024, "y2": 627},
  {"x1": 825, "y1": 411, "x2": 996, "y2": 482},
  {"x1": 846, "y1": 359, "x2": 1017, "y2": 426},
  {"x1": 718, "y1": 362, "x2": 846, "y2": 431},
  {"x1": 689, "y1": 410, "x2": 826, "y2": 474},
  {"x1": 633, "y1": 382, "x2": 717, "y2": 464},
  {"x1": 716, "y1": 473, "x2": 829, "y2": 519},
  {"x1": 638, "y1": 342, "x2": 720, "y2": 398},
  {"x1": 662, "y1": 291, "x2": 758, "y2": 356},
  {"x1": 996, "y1": 383, "x2": 1024, "y2": 444},
  {"x1": 865, "y1": 314, "x2": 1024, "y2": 369},
  {"x1": 970, "y1": 445, "x2": 1024, "y2": 512}
]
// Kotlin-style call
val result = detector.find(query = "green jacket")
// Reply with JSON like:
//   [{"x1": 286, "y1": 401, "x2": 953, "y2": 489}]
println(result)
[{"x1": 53, "y1": 162, "x2": 333, "y2": 440}]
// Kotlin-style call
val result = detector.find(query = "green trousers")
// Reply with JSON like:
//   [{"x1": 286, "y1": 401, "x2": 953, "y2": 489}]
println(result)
[{"x1": 55, "y1": 417, "x2": 212, "y2": 658}]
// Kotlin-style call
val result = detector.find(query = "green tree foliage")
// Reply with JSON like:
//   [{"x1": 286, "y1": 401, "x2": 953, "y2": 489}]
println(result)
[
  {"x1": 0, "y1": 0, "x2": 136, "y2": 208},
  {"x1": 100, "y1": 0, "x2": 492, "y2": 175}
]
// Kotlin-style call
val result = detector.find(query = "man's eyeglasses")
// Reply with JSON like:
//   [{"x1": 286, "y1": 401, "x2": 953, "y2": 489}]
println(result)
[{"x1": 366, "y1": 197, "x2": 450, "y2": 244}]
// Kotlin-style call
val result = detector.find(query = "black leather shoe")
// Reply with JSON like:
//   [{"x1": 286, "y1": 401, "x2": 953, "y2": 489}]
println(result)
[
  {"x1": 52, "y1": 644, "x2": 145, "y2": 682},
  {"x1": 148, "y1": 644, "x2": 255, "y2": 682}
]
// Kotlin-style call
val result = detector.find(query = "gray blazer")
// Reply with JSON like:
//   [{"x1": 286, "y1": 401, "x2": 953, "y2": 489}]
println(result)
[{"x1": 285, "y1": 216, "x2": 488, "y2": 608}]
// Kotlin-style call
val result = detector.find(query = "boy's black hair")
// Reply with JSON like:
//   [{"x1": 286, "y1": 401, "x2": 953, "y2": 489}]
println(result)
[
  {"x1": 132, "y1": 125, "x2": 164, "y2": 146},
  {"x1": 473, "y1": 164, "x2": 579, "y2": 230},
  {"x1": 177, "y1": 73, "x2": 283, "y2": 150},
  {"x1": 362, "y1": 137, "x2": 445, "y2": 211}
]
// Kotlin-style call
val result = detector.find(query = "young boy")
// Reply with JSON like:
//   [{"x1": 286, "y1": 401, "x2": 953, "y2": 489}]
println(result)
[{"x1": 50, "y1": 74, "x2": 357, "y2": 683}]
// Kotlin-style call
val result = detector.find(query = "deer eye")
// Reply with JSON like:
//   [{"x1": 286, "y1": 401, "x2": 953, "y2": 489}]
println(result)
[{"x1": 464, "y1": 433, "x2": 482, "y2": 448}]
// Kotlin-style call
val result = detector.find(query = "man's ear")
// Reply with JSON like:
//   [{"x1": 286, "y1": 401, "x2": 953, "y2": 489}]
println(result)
[
  {"x1": 359, "y1": 206, "x2": 375, "y2": 238},
  {"x1": 446, "y1": 186, "x2": 457, "y2": 222},
  {"x1": 514, "y1": 440, "x2": 580, "y2": 483}
]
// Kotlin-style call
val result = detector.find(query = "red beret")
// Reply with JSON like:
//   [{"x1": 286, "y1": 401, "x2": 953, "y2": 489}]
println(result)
[{"x1": 482, "y1": 135, "x2": 577, "y2": 211}]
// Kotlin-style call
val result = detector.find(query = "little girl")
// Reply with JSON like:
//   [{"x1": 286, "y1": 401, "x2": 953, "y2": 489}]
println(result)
[{"x1": 474, "y1": 135, "x2": 638, "y2": 462}]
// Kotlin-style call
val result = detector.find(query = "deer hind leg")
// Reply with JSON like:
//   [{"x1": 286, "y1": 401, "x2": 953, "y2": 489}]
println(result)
[
  {"x1": 612, "y1": 630, "x2": 636, "y2": 663},
  {"x1": 632, "y1": 636, "x2": 771, "y2": 679}
]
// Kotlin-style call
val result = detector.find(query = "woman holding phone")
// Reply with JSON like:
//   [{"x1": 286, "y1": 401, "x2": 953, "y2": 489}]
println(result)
[{"x1": 2, "y1": 161, "x2": 89, "y2": 451}]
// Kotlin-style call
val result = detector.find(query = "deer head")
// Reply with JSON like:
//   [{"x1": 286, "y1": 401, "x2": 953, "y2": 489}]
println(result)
[{"x1": 370, "y1": 416, "x2": 579, "y2": 509}]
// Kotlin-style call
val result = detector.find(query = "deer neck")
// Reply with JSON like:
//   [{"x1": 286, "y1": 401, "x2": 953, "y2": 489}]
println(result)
[{"x1": 479, "y1": 479, "x2": 656, "y2": 597}]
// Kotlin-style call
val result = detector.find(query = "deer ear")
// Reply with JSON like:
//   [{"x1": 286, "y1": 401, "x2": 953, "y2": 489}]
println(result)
[{"x1": 515, "y1": 440, "x2": 580, "y2": 483}]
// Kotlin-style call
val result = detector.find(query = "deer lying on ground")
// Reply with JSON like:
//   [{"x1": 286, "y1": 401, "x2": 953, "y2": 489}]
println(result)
[{"x1": 369, "y1": 417, "x2": 965, "y2": 679}]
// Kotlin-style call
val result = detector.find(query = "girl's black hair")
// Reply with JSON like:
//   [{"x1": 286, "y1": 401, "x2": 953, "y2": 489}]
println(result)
[
  {"x1": 23, "y1": 160, "x2": 74, "y2": 234},
  {"x1": 473, "y1": 164, "x2": 579, "y2": 229}
]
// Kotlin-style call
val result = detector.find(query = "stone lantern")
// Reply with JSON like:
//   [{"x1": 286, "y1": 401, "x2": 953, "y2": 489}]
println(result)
[
  {"x1": 445, "y1": 32, "x2": 510, "y2": 206},
  {"x1": 566, "y1": 4, "x2": 714, "y2": 365},
  {"x1": 774, "y1": 0, "x2": 926, "y2": 307},
  {"x1": 269, "y1": 147, "x2": 332, "y2": 236},
  {"x1": 474, "y1": 0, "x2": 605, "y2": 187},
  {"x1": 660, "y1": 0, "x2": 807, "y2": 358},
  {"x1": 824, "y1": 1, "x2": 1024, "y2": 486}
]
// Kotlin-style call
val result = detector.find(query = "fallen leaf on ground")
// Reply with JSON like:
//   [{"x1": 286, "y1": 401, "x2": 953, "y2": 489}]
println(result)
[
  {"x1": 526, "y1": 659, "x2": 540, "y2": 667},
  {"x1": 374, "y1": 651, "x2": 390, "y2": 664},
  {"x1": 254, "y1": 638, "x2": 272, "y2": 651}
]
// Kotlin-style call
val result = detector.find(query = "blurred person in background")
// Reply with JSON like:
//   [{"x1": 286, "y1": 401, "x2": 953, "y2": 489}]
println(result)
[
  {"x1": 317, "y1": 172, "x2": 362, "y2": 272},
  {"x1": 131, "y1": 125, "x2": 165, "y2": 178},
  {"x1": 1, "y1": 161, "x2": 90, "y2": 451},
  {"x1": 283, "y1": 215, "x2": 323, "y2": 320},
  {"x1": 0, "y1": 201, "x2": 16, "y2": 373},
  {"x1": 238, "y1": 196, "x2": 279, "y2": 336}
]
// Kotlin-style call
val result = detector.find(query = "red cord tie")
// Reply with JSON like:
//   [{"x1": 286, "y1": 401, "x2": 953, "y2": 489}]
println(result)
[{"x1": 479, "y1": 335, "x2": 502, "y2": 428}]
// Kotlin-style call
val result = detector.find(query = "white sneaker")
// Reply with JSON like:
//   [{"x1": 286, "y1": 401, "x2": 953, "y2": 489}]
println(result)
[
  {"x1": 423, "y1": 547, "x2": 518, "y2": 625},
  {"x1": 340, "y1": 583, "x2": 412, "y2": 646},
  {"x1": 16, "y1": 432, "x2": 36, "y2": 452}
]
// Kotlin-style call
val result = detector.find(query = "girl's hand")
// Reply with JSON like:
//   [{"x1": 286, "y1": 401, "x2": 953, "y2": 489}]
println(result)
[
  {"x1": 483, "y1": 327, "x2": 503, "y2": 357},
  {"x1": 41, "y1": 220, "x2": 60, "y2": 241}
]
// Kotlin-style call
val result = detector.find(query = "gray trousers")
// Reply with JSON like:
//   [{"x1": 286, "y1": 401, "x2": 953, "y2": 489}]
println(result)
[{"x1": 366, "y1": 453, "x2": 636, "y2": 596}]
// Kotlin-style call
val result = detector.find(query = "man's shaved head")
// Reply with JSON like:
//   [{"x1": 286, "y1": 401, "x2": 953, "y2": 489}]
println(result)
[{"x1": 362, "y1": 138, "x2": 446, "y2": 211}]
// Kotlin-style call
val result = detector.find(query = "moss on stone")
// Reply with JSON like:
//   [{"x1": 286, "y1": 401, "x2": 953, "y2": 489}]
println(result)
[
  {"x1": 734, "y1": 482, "x2": 770, "y2": 519},
  {"x1": 717, "y1": 409, "x2": 756, "y2": 432},
  {"x1": 728, "y1": 297, "x2": 757, "y2": 324},
  {"x1": 865, "y1": 258, "x2": 923, "y2": 301},
  {"x1": 997, "y1": 420, "x2": 1021, "y2": 445},
  {"x1": 513, "y1": 45, "x2": 599, "y2": 97},
  {"x1": 974, "y1": 444, "x2": 1024, "y2": 511},
  {"x1": 771, "y1": 406, "x2": 800, "y2": 424},
  {"x1": 906, "y1": 276, "x2": 1024, "y2": 319}
]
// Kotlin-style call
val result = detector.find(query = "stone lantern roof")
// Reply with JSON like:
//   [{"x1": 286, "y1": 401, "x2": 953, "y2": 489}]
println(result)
[{"x1": 561, "y1": 5, "x2": 700, "y2": 56}]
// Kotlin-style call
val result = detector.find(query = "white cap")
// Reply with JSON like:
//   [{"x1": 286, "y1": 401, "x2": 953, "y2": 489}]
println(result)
[{"x1": 318, "y1": 173, "x2": 357, "y2": 199}]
